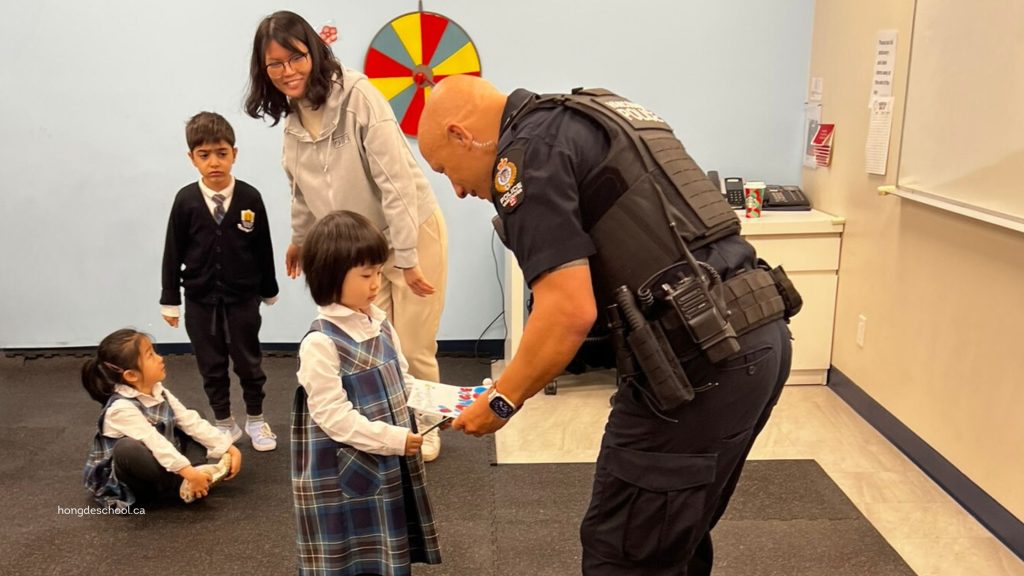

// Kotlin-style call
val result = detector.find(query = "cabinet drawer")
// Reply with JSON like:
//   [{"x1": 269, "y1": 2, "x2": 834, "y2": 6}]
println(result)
[{"x1": 744, "y1": 234, "x2": 841, "y2": 272}]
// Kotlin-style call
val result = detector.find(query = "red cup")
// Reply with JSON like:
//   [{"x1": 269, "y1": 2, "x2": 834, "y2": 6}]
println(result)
[{"x1": 743, "y1": 182, "x2": 765, "y2": 218}]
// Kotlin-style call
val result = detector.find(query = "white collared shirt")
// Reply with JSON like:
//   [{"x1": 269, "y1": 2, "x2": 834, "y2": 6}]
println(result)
[
  {"x1": 198, "y1": 176, "x2": 235, "y2": 217},
  {"x1": 296, "y1": 303, "x2": 434, "y2": 456},
  {"x1": 102, "y1": 383, "x2": 233, "y2": 473}
]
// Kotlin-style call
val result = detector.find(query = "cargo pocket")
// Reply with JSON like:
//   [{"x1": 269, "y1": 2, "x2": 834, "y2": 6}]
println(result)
[
  {"x1": 336, "y1": 447, "x2": 382, "y2": 498},
  {"x1": 586, "y1": 445, "x2": 717, "y2": 565}
]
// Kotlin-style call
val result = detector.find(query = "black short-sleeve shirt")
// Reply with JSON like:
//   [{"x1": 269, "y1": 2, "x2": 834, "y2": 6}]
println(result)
[{"x1": 491, "y1": 89, "x2": 611, "y2": 287}]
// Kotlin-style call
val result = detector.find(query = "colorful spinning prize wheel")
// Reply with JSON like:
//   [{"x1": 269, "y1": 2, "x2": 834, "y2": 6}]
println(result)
[{"x1": 364, "y1": 12, "x2": 481, "y2": 137}]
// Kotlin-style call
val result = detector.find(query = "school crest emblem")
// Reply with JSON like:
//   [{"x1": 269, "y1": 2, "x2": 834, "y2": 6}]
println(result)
[{"x1": 238, "y1": 210, "x2": 255, "y2": 232}]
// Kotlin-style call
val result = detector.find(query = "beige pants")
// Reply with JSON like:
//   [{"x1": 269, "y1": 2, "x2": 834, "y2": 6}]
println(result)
[{"x1": 378, "y1": 208, "x2": 448, "y2": 383}]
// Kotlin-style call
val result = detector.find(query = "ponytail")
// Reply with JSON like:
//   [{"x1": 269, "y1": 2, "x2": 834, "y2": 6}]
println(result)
[{"x1": 80, "y1": 329, "x2": 147, "y2": 405}]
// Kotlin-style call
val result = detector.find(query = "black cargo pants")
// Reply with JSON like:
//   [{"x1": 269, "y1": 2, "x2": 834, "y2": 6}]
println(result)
[{"x1": 580, "y1": 318, "x2": 792, "y2": 576}]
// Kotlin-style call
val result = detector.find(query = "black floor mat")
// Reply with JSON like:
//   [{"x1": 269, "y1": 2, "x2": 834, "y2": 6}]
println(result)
[{"x1": 0, "y1": 355, "x2": 915, "y2": 575}]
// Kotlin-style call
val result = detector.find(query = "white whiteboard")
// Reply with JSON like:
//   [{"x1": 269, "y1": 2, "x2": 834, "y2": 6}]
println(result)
[{"x1": 896, "y1": 0, "x2": 1024, "y2": 231}]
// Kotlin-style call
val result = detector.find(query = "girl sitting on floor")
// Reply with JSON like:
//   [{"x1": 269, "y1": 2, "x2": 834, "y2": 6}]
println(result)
[{"x1": 81, "y1": 328, "x2": 242, "y2": 508}]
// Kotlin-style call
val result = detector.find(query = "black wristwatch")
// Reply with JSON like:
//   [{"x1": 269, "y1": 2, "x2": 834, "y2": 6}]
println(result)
[{"x1": 487, "y1": 383, "x2": 517, "y2": 420}]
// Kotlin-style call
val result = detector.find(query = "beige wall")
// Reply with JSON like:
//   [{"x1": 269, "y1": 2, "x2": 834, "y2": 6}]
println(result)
[{"x1": 807, "y1": 0, "x2": 1024, "y2": 521}]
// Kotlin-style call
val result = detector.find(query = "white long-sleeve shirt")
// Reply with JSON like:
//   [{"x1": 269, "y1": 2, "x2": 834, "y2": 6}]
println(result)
[
  {"x1": 297, "y1": 303, "x2": 437, "y2": 456},
  {"x1": 102, "y1": 383, "x2": 233, "y2": 473}
]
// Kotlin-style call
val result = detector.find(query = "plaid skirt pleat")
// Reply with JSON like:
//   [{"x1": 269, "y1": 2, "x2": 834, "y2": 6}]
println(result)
[{"x1": 292, "y1": 319, "x2": 441, "y2": 576}]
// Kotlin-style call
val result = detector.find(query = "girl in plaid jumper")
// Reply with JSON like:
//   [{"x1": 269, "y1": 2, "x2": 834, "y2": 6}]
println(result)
[
  {"x1": 81, "y1": 329, "x2": 242, "y2": 508},
  {"x1": 294, "y1": 210, "x2": 441, "y2": 576}
]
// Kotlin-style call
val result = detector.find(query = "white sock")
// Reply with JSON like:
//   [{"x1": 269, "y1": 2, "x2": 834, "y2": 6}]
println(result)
[
  {"x1": 216, "y1": 417, "x2": 235, "y2": 427},
  {"x1": 246, "y1": 414, "x2": 265, "y2": 426}
]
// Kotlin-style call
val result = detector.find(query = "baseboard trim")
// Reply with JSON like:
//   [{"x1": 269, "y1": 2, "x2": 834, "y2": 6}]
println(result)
[
  {"x1": 4, "y1": 339, "x2": 506, "y2": 360},
  {"x1": 829, "y1": 367, "x2": 1023, "y2": 560}
]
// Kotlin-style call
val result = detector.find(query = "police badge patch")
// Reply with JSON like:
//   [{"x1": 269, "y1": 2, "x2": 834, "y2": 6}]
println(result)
[
  {"x1": 494, "y1": 157, "x2": 517, "y2": 193},
  {"x1": 238, "y1": 210, "x2": 255, "y2": 232},
  {"x1": 493, "y1": 149, "x2": 525, "y2": 213}
]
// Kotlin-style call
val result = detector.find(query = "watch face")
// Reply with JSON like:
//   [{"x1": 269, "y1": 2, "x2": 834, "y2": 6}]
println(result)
[{"x1": 489, "y1": 395, "x2": 516, "y2": 419}]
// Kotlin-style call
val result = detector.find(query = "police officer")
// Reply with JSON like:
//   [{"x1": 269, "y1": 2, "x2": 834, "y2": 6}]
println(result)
[{"x1": 418, "y1": 75, "x2": 795, "y2": 576}]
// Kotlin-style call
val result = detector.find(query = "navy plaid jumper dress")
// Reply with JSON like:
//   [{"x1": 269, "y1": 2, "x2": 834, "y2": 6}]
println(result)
[
  {"x1": 292, "y1": 318, "x2": 441, "y2": 576},
  {"x1": 83, "y1": 393, "x2": 177, "y2": 508}
]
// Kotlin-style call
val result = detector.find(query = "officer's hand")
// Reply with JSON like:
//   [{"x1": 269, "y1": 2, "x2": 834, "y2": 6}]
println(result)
[
  {"x1": 402, "y1": 266, "x2": 436, "y2": 297},
  {"x1": 162, "y1": 315, "x2": 179, "y2": 328},
  {"x1": 452, "y1": 395, "x2": 508, "y2": 437}
]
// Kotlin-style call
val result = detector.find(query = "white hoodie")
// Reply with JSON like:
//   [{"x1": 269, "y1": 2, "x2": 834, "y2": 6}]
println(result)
[{"x1": 282, "y1": 67, "x2": 438, "y2": 268}]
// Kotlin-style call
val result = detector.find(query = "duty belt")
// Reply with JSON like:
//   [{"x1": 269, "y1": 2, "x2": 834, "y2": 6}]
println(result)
[{"x1": 658, "y1": 265, "x2": 801, "y2": 363}]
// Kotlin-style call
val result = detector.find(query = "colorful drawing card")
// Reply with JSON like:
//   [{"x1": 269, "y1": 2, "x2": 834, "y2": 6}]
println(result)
[{"x1": 406, "y1": 381, "x2": 488, "y2": 419}]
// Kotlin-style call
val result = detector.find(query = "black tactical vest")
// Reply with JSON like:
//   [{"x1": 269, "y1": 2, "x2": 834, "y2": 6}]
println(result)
[{"x1": 509, "y1": 88, "x2": 741, "y2": 307}]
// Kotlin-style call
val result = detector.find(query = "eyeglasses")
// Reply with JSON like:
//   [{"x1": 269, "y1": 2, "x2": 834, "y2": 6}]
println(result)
[{"x1": 266, "y1": 52, "x2": 310, "y2": 78}]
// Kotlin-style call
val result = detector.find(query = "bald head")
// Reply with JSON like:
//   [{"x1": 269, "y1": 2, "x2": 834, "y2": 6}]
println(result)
[
  {"x1": 418, "y1": 76, "x2": 508, "y2": 201},
  {"x1": 417, "y1": 77, "x2": 505, "y2": 154}
]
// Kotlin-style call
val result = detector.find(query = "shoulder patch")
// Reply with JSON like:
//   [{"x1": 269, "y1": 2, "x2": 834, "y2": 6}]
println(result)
[{"x1": 493, "y1": 147, "x2": 525, "y2": 213}]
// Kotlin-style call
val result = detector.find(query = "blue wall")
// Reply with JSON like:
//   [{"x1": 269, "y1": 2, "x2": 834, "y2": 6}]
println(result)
[{"x1": 0, "y1": 0, "x2": 813, "y2": 348}]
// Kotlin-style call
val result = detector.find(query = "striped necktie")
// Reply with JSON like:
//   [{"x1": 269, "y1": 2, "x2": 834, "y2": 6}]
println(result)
[{"x1": 212, "y1": 194, "x2": 226, "y2": 225}]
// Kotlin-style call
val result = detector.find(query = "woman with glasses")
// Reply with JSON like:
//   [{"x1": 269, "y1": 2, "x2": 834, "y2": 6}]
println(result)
[{"x1": 244, "y1": 11, "x2": 448, "y2": 464}]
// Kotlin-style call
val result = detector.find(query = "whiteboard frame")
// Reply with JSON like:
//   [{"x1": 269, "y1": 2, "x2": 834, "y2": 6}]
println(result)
[
  {"x1": 891, "y1": 0, "x2": 1024, "y2": 235},
  {"x1": 890, "y1": 186, "x2": 1024, "y2": 234}
]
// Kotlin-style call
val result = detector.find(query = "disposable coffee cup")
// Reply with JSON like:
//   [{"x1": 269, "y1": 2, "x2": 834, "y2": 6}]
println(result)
[{"x1": 744, "y1": 182, "x2": 765, "y2": 218}]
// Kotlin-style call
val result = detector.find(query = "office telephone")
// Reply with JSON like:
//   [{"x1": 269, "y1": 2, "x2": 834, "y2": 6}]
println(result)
[
  {"x1": 709, "y1": 171, "x2": 810, "y2": 211},
  {"x1": 707, "y1": 171, "x2": 745, "y2": 209},
  {"x1": 764, "y1": 185, "x2": 811, "y2": 211},
  {"x1": 723, "y1": 177, "x2": 745, "y2": 208}
]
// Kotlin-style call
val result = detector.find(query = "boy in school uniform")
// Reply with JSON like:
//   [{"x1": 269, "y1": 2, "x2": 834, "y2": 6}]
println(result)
[{"x1": 160, "y1": 111, "x2": 280, "y2": 451}]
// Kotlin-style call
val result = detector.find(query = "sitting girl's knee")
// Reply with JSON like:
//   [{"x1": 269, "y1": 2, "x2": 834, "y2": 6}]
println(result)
[{"x1": 112, "y1": 437, "x2": 147, "y2": 461}]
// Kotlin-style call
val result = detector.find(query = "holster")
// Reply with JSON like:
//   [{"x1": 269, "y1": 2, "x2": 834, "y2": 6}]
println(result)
[{"x1": 611, "y1": 289, "x2": 695, "y2": 412}]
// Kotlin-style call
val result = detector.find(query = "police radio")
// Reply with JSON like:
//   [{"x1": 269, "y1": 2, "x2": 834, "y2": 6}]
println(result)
[
  {"x1": 651, "y1": 188, "x2": 741, "y2": 363},
  {"x1": 638, "y1": 254, "x2": 740, "y2": 364}
]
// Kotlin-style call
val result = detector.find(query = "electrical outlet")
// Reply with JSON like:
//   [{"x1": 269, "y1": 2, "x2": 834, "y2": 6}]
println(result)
[{"x1": 856, "y1": 314, "x2": 867, "y2": 348}]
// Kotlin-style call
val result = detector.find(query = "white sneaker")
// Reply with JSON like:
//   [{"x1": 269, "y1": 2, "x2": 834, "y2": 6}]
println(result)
[
  {"x1": 245, "y1": 420, "x2": 277, "y2": 452},
  {"x1": 421, "y1": 428, "x2": 441, "y2": 462},
  {"x1": 216, "y1": 419, "x2": 243, "y2": 443},
  {"x1": 180, "y1": 452, "x2": 232, "y2": 503}
]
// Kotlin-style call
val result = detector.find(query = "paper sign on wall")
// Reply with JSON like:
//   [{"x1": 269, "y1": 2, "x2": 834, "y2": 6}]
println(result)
[
  {"x1": 866, "y1": 97, "x2": 894, "y2": 175},
  {"x1": 870, "y1": 30, "x2": 898, "y2": 105}
]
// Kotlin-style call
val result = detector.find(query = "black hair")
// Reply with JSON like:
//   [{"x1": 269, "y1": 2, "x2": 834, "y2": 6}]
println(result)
[
  {"x1": 244, "y1": 10, "x2": 343, "y2": 125},
  {"x1": 302, "y1": 210, "x2": 389, "y2": 306},
  {"x1": 80, "y1": 329, "x2": 148, "y2": 405},
  {"x1": 185, "y1": 111, "x2": 236, "y2": 150}
]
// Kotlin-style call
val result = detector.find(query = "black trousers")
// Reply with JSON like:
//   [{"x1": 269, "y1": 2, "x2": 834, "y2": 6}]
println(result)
[
  {"x1": 184, "y1": 296, "x2": 267, "y2": 420},
  {"x1": 580, "y1": 319, "x2": 792, "y2": 576},
  {"x1": 112, "y1": 433, "x2": 206, "y2": 503}
]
